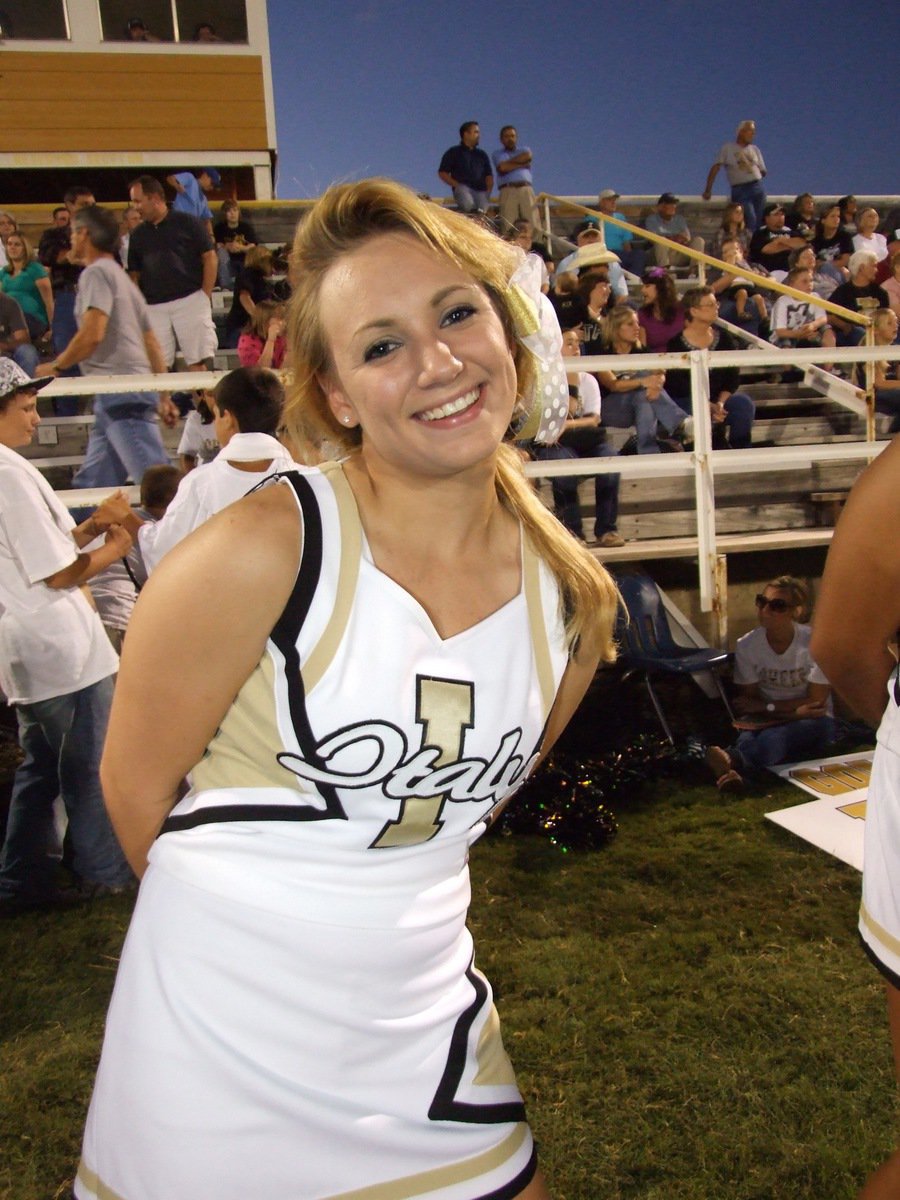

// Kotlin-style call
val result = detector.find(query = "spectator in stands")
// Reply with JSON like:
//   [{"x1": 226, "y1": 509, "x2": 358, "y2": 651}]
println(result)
[
  {"x1": 225, "y1": 244, "x2": 275, "y2": 346},
  {"x1": 644, "y1": 193, "x2": 704, "y2": 269},
  {"x1": 0, "y1": 210, "x2": 18, "y2": 268},
  {"x1": 838, "y1": 195, "x2": 858, "y2": 235},
  {"x1": 556, "y1": 222, "x2": 629, "y2": 302},
  {"x1": 783, "y1": 243, "x2": 840, "y2": 300},
  {"x1": 0, "y1": 360, "x2": 135, "y2": 912},
  {"x1": 237, "y1": 300, "x2": 287, "y2": 369},
  {"x1": 702, "y1": 120, "x2": 768, "y2": 231},
  {"x1": 37, "y1": 184, "x2": 96, "y2": 412},
  {"x1": 708, "y1": 240, "x2": 768, "y2": 328},
  {"x1": 710, "y1": 201, "x2": 751, "y2": 259},
  {"x1": 124, "y1": 17, "x2": 160, "y2": 41},
  {"x1": 0, "y1": 233, "x2": 53, "y2": 342},
  {"x1": 596, "y1": 188, "x2": 645, "y2": 275},
  {"x1": 828, "y1": 251, "x2": 890, "y2": 345},
  {"x1": 882, "y1": 252, "x2": 900, "y2": 319},
  {"x1": 165, "y1": 168, "x2": 221, "y2": 234},
  {"x1": 193, "y1": 21, "x2": 224, "y2": 41},
  {"x1": 769, "y1": 266, "x2": 836, "y2": 350},
  {"x1": 748, "y1": 203, "x2": 807, "y2": 274},
  {"x1": 812, "y1": 203, "x2": 853, "y2": 276},
  {"x1": 532, "y1": 327, "x2": 623, "y2": 548},
  {"x1": 595, "y1": 305, "x2": 689, "y2": 453},
  {"x1": 705, "y1": 576, "x2": 836, "y2": 793},
  {"x1": 872, "y1": 309, "x2": 900, "y2": 431},
  {"x1": 785, "y1": 193, "x2": 817, "y2": 241},
  {"x1": 137, "y1": 367, "x2": 296, "y2": 571},
  {"x1": 88, "y1": 464, "x2": 180, "y2": 651},
  {"x1": 492, "y1": 126, "x2": 535, "y2": 231},
  {"x1": 0, "y1": 292, "x2": 38, "y2": 375},
  {"x1": 575, "y1": 272, "x2": 615, "y2": 349},
  {"x1": 638, "y1": 267, "x2": 685, "y2": 351},
  {"x1": 213, "y1": 199, "x2": 257, "y2": 289},
  {"x1": 666, "y1": 287, "x2": 756, "y2": 450},
  {"x1": 50, "y1": 206, "x2": 69, "y2": 230},
  {"x1": 506, "y1": 221, "x2": 550, "y2": 293},
  {"x1": 853, "y1": 207, "x2": 889, "y2": 264},
  {"x1": 178, "y1": 393, "x2": 218, "y2": 472},
  {"x1": 36, "y1": 204, "x2": 175, "y2": 486},
  {"x1": 118, "y1": 204, "x2": 142, "y2": 267},
  {"x1": 128, "y1": 174, "x2": 218, "y2": 372},
  {"x1": 437, "y1": 122, "x2": 494, "y2": 214}
]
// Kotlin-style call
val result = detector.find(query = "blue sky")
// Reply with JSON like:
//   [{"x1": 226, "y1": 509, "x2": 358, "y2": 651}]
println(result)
[{"x1": 266, "y1": 0, "x2": 898, "y2": 202}]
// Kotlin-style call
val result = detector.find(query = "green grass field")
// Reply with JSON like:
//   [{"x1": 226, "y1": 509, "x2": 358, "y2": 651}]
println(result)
[{"x1": 1, "y1": 722, "x2": 895, "y2": 1198}]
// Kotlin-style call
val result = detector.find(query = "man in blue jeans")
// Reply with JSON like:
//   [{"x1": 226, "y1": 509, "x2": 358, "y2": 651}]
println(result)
[
  {"x1": 36, "y1": 204, "x2": 176, "y2": 485},
  {"x1": 0, "y1": 360, "x2": 135, "y2": 911},
  {"x1": 438, "y1": 122, "x2": 494, "y2": 213},
  {"x1": 702, "y1": 120, "x2": 768, "y2": 232}
]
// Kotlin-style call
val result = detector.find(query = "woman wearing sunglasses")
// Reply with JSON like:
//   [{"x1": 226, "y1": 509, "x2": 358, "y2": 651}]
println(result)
[{"x1": 705, "y1": 575, "x2": 837, "y2": 792}]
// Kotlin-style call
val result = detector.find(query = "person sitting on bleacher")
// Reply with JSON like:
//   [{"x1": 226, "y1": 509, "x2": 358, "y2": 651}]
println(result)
[
  {"x1": 665, "y1": 287, "x2": 756, "y2": 450},
  {"x1": 708, "y1": 240, "x2": 769, "y2": 329},
  {"x1": 554, "y1": 221, "x2": 629, "y2": 302},
  {"x1": 643, "y1": 193, "x2": 705, "y2": 270},
  {"x1": 637, "y1": 268, "x2": 685, "y2": 352},
  {"x1": 136, "y1": 367, "x2": 297, "y2": 571},
  {"x1": 872, "y1": 308, "x2": 900, "y2": 433},
  {"x1": 237, "y1": 300, "x2": 287, "y2": 370},
  {"x1": 594, "y1": 305, "x2": 690, "y2": 454},
  {"x1": 828, "y1": 251, "x2": 891, "y2": 346},
  {"x1": 213, "y1": 199, "x2": 257, "y2": 289},
  {"x1": 748, "y1": 203, "x2": 808, "y2": 274},
  {"x1": 177, "y1": 393, "x2": 218, "y2": 472},
  {"x1": 769, "y1": 266, "x2": 836, "y2": 350},
  {"x1": 35, "y1": 205, "x2": 177, "y2": 487},
  {"x1": 0, "y1": 291, "x2": 39, "y2": 377},
  {"x1": 224, "y1": 245, "x2": 275, "y2": 347}
]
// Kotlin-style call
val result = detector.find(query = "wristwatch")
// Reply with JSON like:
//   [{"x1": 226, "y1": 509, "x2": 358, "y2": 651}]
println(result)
[{"x1": 766, "y1": 703, "x2": 776, "y2": 713}]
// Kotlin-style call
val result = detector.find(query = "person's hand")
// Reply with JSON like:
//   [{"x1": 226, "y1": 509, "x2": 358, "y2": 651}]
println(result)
[
  {"x1": 267, "y1": 317, "x2": 286, "y2": 340},
  {"x1": 158, "y1": 396, "x2": 179, "y2": 428},
  {"x1": 710, "y1": 401, "x2": 727, "y2": 424},
  {"x1": 104, "y1": 523, "x2": 133, "y2": 557},
  {"x1": 93, "y1": 490, "x2": 131, "y2": 529},
  {"x1": 34, "y1": 362, "x2": 56, "y2": 378},
  {"x1": 702, "y1": 190, "x2": 712, "y2": 201},
  {"x1": 794, "y1": 700, "x2": 827, "y2": 719}
]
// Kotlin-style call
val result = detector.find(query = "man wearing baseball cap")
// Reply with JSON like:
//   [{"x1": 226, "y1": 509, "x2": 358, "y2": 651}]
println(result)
[
  {"x1": 0, "y1": 360, "x2": 134, "y2": 911},
  {"x1": 597, "y1": 187, "x2": 646, "y2": 275},
  {"x1": 644, "y1": 193, "x2": 705, "y2": 269}
]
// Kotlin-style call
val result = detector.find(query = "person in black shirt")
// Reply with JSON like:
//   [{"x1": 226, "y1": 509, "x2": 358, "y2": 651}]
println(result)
[
  {"x1": 438, "y1": 122, "x2": 494, "y2": 213},
  {"x1": 828, "y1": 251, "x2": 890, "y2": 345},
  {"x1": 748, "y1": 203, "x2": 807, "y2": 274},
  {"x1": 213, "y1": 199, "x2": 258, "y2": 289},
  {"x1": 666, "y1": 287, "x2": 755, "y2": 449},
  {"x1": 224, "y1": 245, "x2": 274, "y2": 345}
]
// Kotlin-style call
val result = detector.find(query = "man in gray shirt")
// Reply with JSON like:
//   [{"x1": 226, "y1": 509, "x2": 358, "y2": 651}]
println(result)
[{"x1": 36, "y1": 205, "x2": 177, "y2": 487}]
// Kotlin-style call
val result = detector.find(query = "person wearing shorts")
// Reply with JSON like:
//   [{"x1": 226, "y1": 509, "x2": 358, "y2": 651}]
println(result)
[{"x1": 127, "y1": 174, "x2": 218, "y2": 371}]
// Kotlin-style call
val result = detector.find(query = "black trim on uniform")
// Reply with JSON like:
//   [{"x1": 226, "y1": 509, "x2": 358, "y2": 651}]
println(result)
[
  {"x1": 860, "y1": 931, "x2": 900, "y2": 991},
  {"x1": 429, "y1": 958, "x2": 527, "y2": 1126},
  {"x1": 476, "y1": 1145, "x2": 538, "y2": 1200},
  {"x1": 161, "y1": 471, "x2": 347, "y2": 838}
]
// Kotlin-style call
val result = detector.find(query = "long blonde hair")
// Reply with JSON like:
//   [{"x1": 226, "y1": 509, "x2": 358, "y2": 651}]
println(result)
[{"x1": 284, "y1": 178, "x2": 619, "y2": 661}]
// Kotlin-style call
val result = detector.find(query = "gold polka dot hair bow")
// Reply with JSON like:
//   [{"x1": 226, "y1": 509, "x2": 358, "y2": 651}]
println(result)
[{"x1": 505, "y1": 253, "x2": 569, "y2": 445}]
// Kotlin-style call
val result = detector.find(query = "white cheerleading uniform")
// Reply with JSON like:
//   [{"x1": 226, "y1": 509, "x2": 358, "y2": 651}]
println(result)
[
  {"x1": 77, "y1": 461, "x2": 570, "y2": 1200},
  {"x1": 859, "y1": 673, "x2": 900, "y2": 987}
]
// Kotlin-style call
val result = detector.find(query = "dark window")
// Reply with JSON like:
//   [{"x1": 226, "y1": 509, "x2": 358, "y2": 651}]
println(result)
[
  {"x1": 176, "y1": 0, "x2": 247, "y2": 43},
  {"x1": 98, "y1": 0, "x2": 175, "y2": 41},
  {"x1": 0, "y1": 1, "x2": 69, "y2": 38}
]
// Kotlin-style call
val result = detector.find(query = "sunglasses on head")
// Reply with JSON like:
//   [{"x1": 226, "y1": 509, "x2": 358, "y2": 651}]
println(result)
[{"x1": 755, "y1": 594, "x2": 791, "y2": 613}]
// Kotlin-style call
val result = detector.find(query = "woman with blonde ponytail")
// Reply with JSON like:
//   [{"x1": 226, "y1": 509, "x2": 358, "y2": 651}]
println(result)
[{"x1": 77, "y1": 178, "x2": 619, "y2": 1200}]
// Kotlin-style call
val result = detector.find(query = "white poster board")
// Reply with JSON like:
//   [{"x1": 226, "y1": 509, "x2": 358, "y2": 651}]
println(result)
[{"x1": 764, "y1": 751, "x2": 872, "y2": 872}]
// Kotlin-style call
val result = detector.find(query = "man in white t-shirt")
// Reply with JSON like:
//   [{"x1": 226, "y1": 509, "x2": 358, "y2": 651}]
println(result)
[
  {"x1": 769, "y1": 267, "x2": 836, "y2": 349},
  {"x1": 702, "y1": 119, "x2": 768, "y2": 231},
  {"x1": 0, "y1": 361, "x2": 135, "y2": 911}
]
